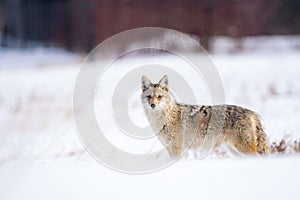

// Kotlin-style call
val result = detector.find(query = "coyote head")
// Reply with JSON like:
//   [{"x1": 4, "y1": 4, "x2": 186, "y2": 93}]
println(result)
[{"x1": 141, "y1": 75, "x2": 175, "y2": 110}]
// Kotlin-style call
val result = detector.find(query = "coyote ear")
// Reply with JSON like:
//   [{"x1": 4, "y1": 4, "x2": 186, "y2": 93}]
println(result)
[
  {"x1": 141, "y1": 76, "x2": 152, "y2": 91},
  {"x1": 159, "y1": 75, "x2": 168, "y2": 91}
]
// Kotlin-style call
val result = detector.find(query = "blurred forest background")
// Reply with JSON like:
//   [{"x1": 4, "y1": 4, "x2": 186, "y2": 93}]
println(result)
[{"x1": 0, "y1": 0, "x2": 299, "y2": 52}]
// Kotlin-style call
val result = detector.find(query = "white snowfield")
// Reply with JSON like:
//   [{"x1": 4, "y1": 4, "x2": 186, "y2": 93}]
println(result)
[
  {"x1": 0, "y1": 36, "x2": 300, "y2": 200},
  {"x1": 1, "y1": 158, "x2": 299, "y2": 200}
]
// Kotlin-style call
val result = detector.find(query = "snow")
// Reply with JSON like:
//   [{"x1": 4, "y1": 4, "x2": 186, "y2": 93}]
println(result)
[
  {"x1": 0, "y1": 47, "x2": 82, "y2": 69},
  {"x1": 1, "y1": 158, "x2": 300, "y2": 200},
  {"x1": 0, "y1": 36, "x2": 300, "y2": 199}
]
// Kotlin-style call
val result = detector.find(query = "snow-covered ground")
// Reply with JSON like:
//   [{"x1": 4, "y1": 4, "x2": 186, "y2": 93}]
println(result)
[{"x1": 0, "y1": 36, "x2": 300, "y2": 199}]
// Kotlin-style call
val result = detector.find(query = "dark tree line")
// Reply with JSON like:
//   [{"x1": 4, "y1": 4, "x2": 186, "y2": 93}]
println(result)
[{"x1": 1, "y1": 0, "x2": 299, "y2": 52}]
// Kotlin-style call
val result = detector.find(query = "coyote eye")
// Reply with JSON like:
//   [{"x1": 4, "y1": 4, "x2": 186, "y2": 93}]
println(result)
[
  {"x1": 146, "y1": 95, "x2": 151, "y2": 99},
  {"x1": 157, "y1": 95, "x2": 162, "y2": 99}
]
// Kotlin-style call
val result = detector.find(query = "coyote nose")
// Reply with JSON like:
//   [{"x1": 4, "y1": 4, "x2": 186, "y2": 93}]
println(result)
[{"x1": 151, "y1": 104, "x2": 156, "y2": 109}]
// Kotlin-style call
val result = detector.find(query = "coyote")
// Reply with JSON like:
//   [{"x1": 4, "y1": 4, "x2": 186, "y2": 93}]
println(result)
[{"x1": 141, "y1": 75, "x2": 269, "y2": 158}]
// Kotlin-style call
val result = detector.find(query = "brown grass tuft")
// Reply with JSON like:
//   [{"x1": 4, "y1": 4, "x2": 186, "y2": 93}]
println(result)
[{"x1": 270, "y1": 135, "x2": 300, "y2": 155}]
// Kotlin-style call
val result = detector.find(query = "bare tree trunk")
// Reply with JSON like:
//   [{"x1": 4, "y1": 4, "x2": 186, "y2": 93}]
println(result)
[{"x1": 202, "y1": 0, "x2": 213, "y2": 52}]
